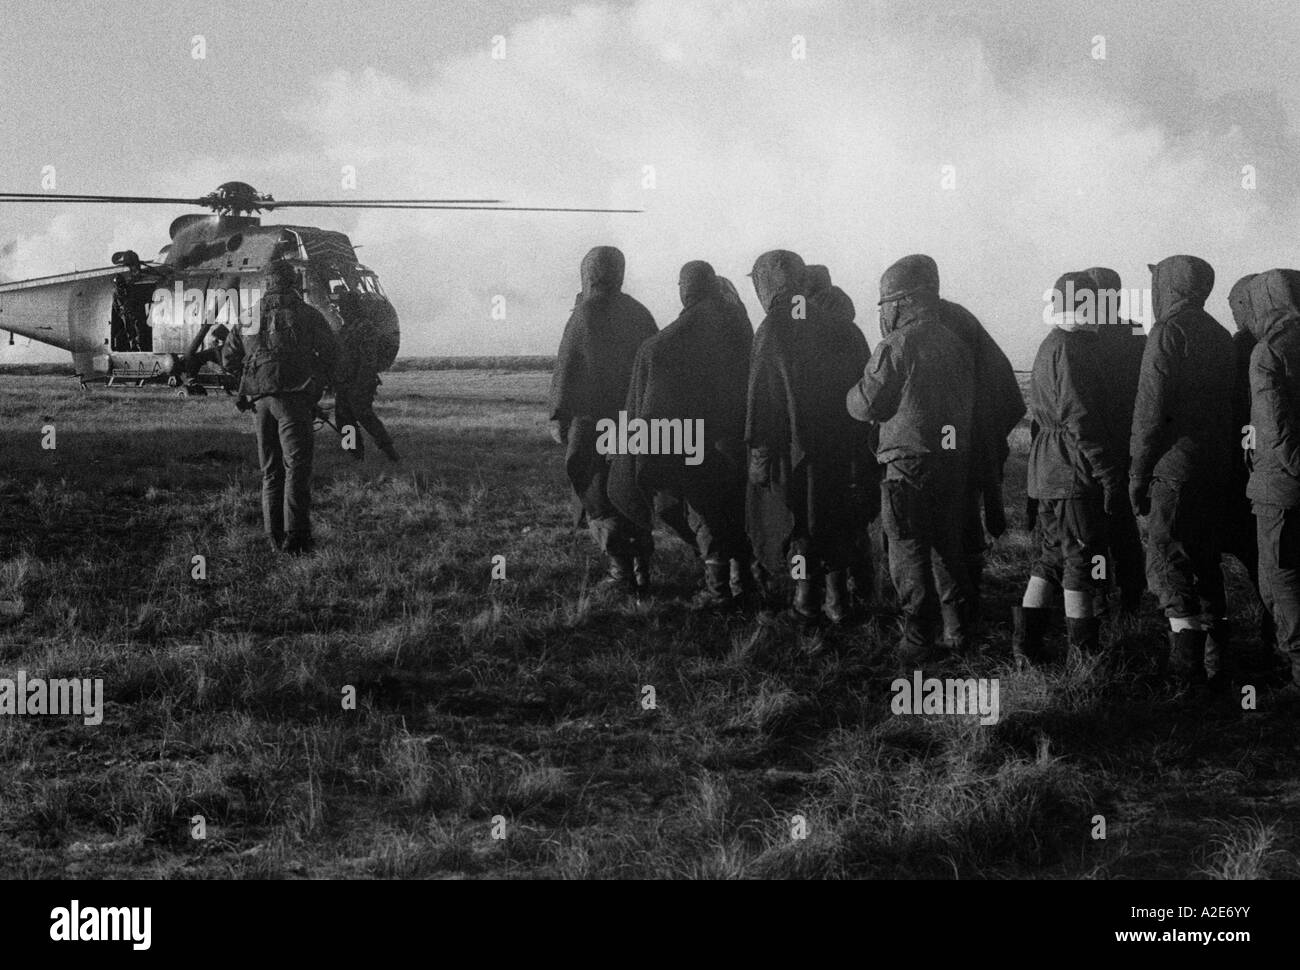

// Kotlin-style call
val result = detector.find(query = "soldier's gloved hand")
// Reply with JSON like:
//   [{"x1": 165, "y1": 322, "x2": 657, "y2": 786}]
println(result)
[
  {"x1": 1128, "y1": 477, "x2": 1151, "y2": 517},
  {"x1": 748, "y1": 448, "x2": 771, "y2": 486},
  {"x1": 549, "y1": 420, "x2": 567, "y2": 446},
  {"x1": 235, "y1": 394, "x2": 253, "y2": 413}
]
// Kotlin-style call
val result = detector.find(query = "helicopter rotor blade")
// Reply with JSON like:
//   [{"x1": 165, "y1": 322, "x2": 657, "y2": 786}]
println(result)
[
  {"x1": 266, "y1": 199, "x2": 503, "y2": 207},
  {"x1": 269, "y1": 202, "x2": 643, "y2": 213},
  {"x1": 0, "y1": 192, "x2": 203, "y2": 204}
]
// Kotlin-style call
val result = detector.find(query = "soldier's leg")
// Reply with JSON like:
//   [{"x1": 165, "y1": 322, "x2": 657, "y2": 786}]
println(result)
[
  {"x1": 1257, "y1": 505, "x2": 1300, "y2": 687},
  {"x1": 931, "y1": 478, "x2": 975, "y2": 651},
  {"x1": 335, "y1": 388, "x2": 363, "y2": 459},
  {"x1": 1147, "y1": 479, "x2": 1208, "y2": 685},
  {"x1": 882, "y1": 477, "x2": 938, "y2": 659},
  {"x1": 279, "y1": 394, "x2": 316, "y2": 551},
  {"x1": 1015, "y1": 500, "x2": 1063, "y2": 666},
  {"x1": 959, "y1": 491, "x2": 987, "y2": 629},
  {"x1": 353, "y1": 384, "x2": 398, "y2": 459},
  {"x1": 255, "y1": 399, "x2": 285, "y2": 548},
  {"x1": 1062, "y1": 494, "x2": 1108, "y2": 655},
  {"x1": 1109, "y1": 505, "x2": 1146, "y2": 613}
]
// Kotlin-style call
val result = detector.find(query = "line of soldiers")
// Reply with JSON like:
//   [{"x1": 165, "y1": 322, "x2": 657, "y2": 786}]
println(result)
[
  {"x1": 549, "y1": 246, "x2": 1300, "y2": 695},
  {"x1": 222, "y1": 261, "x2": 398, "y2": 555}
]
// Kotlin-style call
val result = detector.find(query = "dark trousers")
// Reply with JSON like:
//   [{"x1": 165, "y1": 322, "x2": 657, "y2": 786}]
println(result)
[
  {"x1": 1107, "y1": 505, "x2": 1146, "y2": 605},
  {"x1": 881, "y1": 461, "x2": 970, "y2": 650},
  {"x1": 1032, "y1": 494, "x2": 1109, "y2": 591},
  {"x1": 335, "y1": 382, "x2": 392, "y2": 454},
  {"x1": 1145, "y1": 478, "x2": 1226, "y2": 621},
  {"x1": 1255, "y1": 504, "x2": 1300, "y2": 666},
  {"x1": 255, "y1": 393, "x2": 315, "y2": 542}
]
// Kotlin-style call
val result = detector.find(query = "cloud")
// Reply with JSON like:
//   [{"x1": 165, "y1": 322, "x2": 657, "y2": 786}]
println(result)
[
  {"x1": 4, "y1": 0, "x2": 1296, "y2": 366},
  {"x1": 289, "y1": 0, "x2": 1297, "y2": 364}
]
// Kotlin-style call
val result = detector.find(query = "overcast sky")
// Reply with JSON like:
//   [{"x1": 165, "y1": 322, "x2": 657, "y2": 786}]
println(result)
[{"x1": 2, "y1": 0, "x2": 1298, "y2": 367}]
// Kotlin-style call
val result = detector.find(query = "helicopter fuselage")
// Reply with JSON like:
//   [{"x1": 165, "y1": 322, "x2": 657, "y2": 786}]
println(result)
[{"x1": 0, "y1": 214, "x2": 400, "y2": 388}]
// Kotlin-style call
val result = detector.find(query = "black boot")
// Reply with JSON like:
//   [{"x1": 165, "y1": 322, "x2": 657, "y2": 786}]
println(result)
[
  {"x1": 599, "y1": 555, "x2": 637, "y2": 593},
  {"x1": 692, "y1": 560, "x2": 735, "y2": 611},
  {"x1": 1204, "y1": 618, "x2": 1230, "y2": 691},
  {"x1": 790, "y1": 579, "x2": 821, "y2": 621},
  {"x1": 378, "y1": 440, "x2": 400, "y2": 462},
  {"x1": 1066, "y1": 616, "x2": 1102, "y2": 656},
  {"x1": 1169, "y1": 629, "x2": 1209, "y2": 688},
  {"x1": 1012, "y1": 606, "x2": 1052, "y2": 669},
  {"x1": 823, "y1": 571, "x2": 851, "y2": 624}
]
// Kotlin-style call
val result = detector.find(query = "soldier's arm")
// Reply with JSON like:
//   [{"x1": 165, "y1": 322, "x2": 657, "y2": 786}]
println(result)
[
  {"x1": 1128, "y1": 322, "x2": 1177, "y2": 485},
  {"x1": 1253, "y1": 341, "x2": 1300, "y2": 478},
  {"x1": 846, "y1": 343, "x2": 903, "y2": 425},
  {"x1": 1060, "y1": 340, "x2": 1121, "y2": 491}
]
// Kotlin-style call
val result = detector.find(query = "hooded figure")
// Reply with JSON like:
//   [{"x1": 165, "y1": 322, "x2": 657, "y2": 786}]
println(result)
[
  {"x1": 1086, "y1": 266, "x2": 1147, "y2": 614},
  {"x1": 1221, "y1": 274, "x2": 1276, "y2": 663},
  {"x1": 1014, "y1": 272, "x2": 1126, "y2": 664},
  {"x1": 547, "y1": 246, "x2": 658, "y2": 591},
  {"x1": 1240, "y1": 269, "x2": 1300, "y2": 689},
  {"x1": 846, "y1": 255, "x2": 975, "y2": 660},
  {"x1": 805, "y1": 264, "x2": 879, "y2": 612},
  {"x1": 222, "y1": 260, "x2": 339, "y2": 555},
  {"x1": 1128, "y1": 255, "x2": 1235, "y2": 689},
  {"x1": 870, "y1": 255, "x2": 1024, "y2": 640},
  {"x1": 607, "y1": 260, "x2": 753, "y2": 608},
  {"x1": 746, "y1": 250, "x2": 867, "y2": 624}
]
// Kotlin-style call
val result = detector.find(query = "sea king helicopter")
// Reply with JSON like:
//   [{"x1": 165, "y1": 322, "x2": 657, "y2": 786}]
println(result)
[{"x1": 0, "y1": 181, "x2": 636, "y2": 394}]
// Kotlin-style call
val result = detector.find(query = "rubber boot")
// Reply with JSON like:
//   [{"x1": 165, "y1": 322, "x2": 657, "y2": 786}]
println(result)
[
  {"x1": 729, "y1": 557, "x2": 759, "y2": 609},
  {"x1": 599, "y1": 555, "x2": 637, "y2": 594},
  {"x1": 1168, "y1": 629, "x2": 1209, "y2": 688},
  {"x1": 692, "y1": 560, "x2": 735, "y2": 611},
  {"x1": 379, "y1": 440, "x2": 400, "y2": 462},
  {"x1": 1066, "y1": 616, "x2": 1102, "y2": 656},
  {"x1": 1012, "y1": 606, "x2": 1052, "y2": 669},
  {"x1": 823, "y1": 571, "x2": 850, "y2": 624},
  {"x1": 1204, "y1": 618, "x2": 1230, "y2": 692},
  {"x1": 632, "y1": 555, "x2": 652, "y2": 596},
  {"x1": 789, "y1": 579, "x2": 821, "y2": 622}
]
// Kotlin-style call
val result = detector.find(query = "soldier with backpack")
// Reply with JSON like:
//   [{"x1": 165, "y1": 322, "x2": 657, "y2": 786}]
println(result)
[{"x1": 223, "y1": 261, "x2": 339, "y2": 555}]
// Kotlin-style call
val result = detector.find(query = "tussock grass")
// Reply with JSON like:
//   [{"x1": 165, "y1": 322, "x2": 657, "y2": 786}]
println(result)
[{"x1": 0, "y1": 371, "x2": 1295, "y2": 879}]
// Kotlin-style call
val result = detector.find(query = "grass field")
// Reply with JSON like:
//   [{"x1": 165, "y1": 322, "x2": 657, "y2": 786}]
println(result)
[{"x1": 0, "y1": 369, "x2": 1297, "y2": 879}]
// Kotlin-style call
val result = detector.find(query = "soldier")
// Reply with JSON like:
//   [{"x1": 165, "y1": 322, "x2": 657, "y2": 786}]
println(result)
[
  {"x1": 846, "y1": 255, "x2": 975, "y2": 660},
  {"x1": 609, "y1": 261, "x2": 753, "y2": 610},
  {"x1": 746, "y1": 250, "x2": 866, "y2": 624},
  {"x1": 1088, "y1": 267, "x2": 1147, "y2": 615},
  {"x1": 222, "y1": 261, "x2": 339, "y2": 555},
  {"x1": 1014, "y1": 272, "x2": 1127, "y2": 664},
  {"x1": 806, "y1": 264, "x2": 879, "y2": 617},
  {"x1": 548, "y1": 246, "x2": 658, "y2": 592},
  {"x1": 333, "y1": 289, "x2": 399, "y2": 463},
  {"x1": 1239, "y1": 269, "x2": 1300, "y2": 692},
  {"x1": 1129, "y1": 255, "x2": 1235, "y2": 689},
  {"x1": 1224, "y1": 275, "x2": 1277, "y2": 667}
]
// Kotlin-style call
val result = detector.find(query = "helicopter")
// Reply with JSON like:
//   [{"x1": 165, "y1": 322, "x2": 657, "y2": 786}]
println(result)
[{"x1": 0, "y1": 181, "x2": 637, "y2": 394}]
